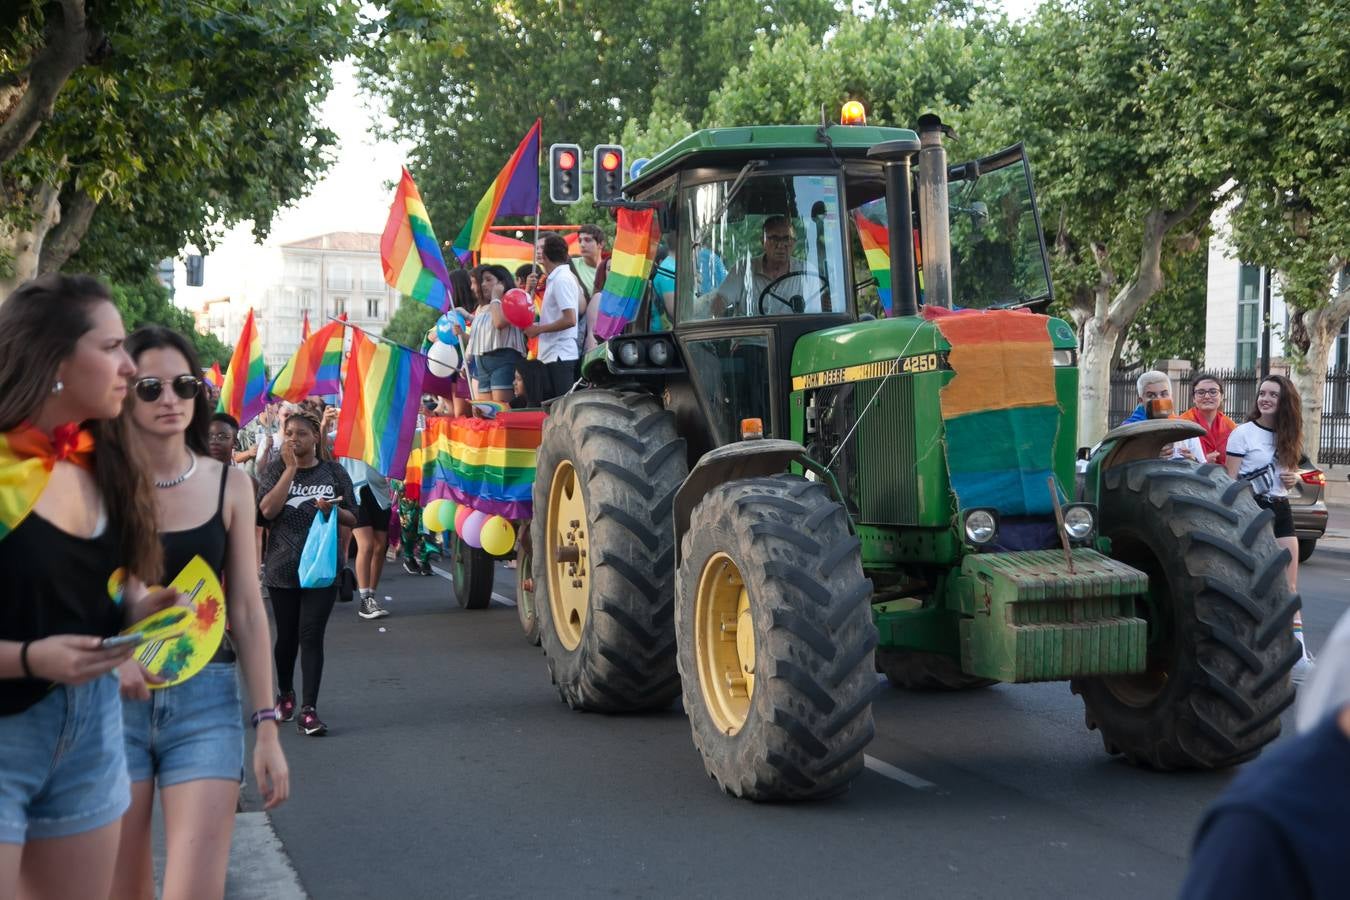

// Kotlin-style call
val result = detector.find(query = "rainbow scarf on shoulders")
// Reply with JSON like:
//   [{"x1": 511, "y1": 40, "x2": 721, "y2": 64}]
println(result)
[{"x1": 0, "y1": 423, "x2": 95, "y2": 542}]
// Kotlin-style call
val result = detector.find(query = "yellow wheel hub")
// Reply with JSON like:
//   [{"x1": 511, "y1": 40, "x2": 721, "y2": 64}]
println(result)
[
  {"x1": 695, "y1": 553, "x2": 755, "y2": 735},
  {"x1": 545, "y1": 459, "x2": 590, "y2": 651}
]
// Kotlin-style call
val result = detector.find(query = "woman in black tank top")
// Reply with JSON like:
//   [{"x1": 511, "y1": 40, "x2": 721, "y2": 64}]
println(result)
[{"x1": 111, "y1": 327, "x2": 289, "y2": 900}]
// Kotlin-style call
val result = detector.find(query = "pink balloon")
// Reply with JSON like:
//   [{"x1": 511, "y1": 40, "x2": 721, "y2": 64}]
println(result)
[
  {"x1": 501, "y1": 288, "x2": 534, "y2": 329},
  {"x1": 460, "y1": 510, "x2": 489, "y2": 549},
  {"x1": 454, "y1": 505, "x2": 473, "y2": 536}
]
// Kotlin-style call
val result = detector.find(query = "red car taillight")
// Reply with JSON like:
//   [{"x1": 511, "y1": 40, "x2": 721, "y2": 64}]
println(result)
[{"x1": 1301, "y1": 469, "x2": 1327, "y2": 486}]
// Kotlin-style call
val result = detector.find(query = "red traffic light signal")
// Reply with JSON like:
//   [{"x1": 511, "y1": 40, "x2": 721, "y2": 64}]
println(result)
[
  {"x1": 592, "y1": 144, "x2": 625, "y2": 203},
  {"x1": 599, "y1": 150, "x2": 621, "y2": 172},
  {"x1": 549, "y1": 143, "x2": 582, "y2": 204},
  {"x1": 558, "y1": 150, "x2": 577, "y2": 170}
]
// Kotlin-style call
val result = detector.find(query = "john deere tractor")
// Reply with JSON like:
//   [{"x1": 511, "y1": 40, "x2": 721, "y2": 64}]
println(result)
[{"x1": 529, "y1": 112, "x2": 1298, "y2": 801}]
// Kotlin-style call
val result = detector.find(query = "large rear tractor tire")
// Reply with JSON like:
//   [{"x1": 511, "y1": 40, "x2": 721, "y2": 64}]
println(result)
[
  {"x1": 876, "y1": 648, "x2": 996, "y2": 691},
  {"x1": 450, "y1": 531, "x2": 493, "y2": 610},
  {"x1": 676, "y1": 476, "x2": 877, "y2": 801},
  {"x1": 533, "y1": 391, "x2": 687, "y2": 712},
  {"x1": 1073, "y1": 460, "x2": 1299, "y2": 769}
]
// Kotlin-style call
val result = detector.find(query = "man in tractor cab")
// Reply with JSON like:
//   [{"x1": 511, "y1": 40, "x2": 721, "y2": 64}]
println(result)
[{"x1": 704, "y1": 215, "x2": 811, "y2": 318}]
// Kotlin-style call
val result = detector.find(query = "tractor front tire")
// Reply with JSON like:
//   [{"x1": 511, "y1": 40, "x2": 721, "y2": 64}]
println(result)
[
  {"x1": 1073, "y1": 460, "x2": 1299, "y2": 770},
  {"x1": 676, "y1": 476, "x2": 877, "y2": 801},
  {"x1": 876, "y1": 648, "x2": 996, "y2": 691},
  {"x1": 533, "y1": 391, "x2": 687, "y2": 712}
]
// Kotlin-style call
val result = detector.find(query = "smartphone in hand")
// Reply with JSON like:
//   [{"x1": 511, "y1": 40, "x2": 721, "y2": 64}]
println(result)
[{"x1": 101, "y1": 632, "x2": 146, "y2": 650}]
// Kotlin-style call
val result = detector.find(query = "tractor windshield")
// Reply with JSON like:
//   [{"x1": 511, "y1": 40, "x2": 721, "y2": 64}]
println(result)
[{"x1": 677, "y1": 173, "x2": 849, "y2": 323}]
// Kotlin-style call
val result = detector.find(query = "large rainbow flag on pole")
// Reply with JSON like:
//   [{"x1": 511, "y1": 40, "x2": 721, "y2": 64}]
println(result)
[
  {"x1": 451, "y1": 119, "x2": 542, "y2": 263},
  {"x1": 216, "y1": 308, "x2": 268, "y2": 426},
  {"x1": 269, "y1": 318, "x2": 345, "y2": 402},
  {"x1": 592, "y1": 208, "x2": 661, "y2": 340},
  {"x1": 420, "y1": 412, "x2": 545, "y2": 520},
  {"x1": 381, "y1": 168, "x2": 454, "y2": 312},
  {"x1": 333, "y1": 329, "x2": 426, "y2": 479}
]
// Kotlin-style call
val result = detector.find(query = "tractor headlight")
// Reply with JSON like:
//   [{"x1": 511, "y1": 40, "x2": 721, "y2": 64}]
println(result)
[
  {"x1": 648, "y1": 340, "x2": 672, "y2": 367},
  {"x1": 963, "y1": 509, "x2": 998, "y2": 545},
  {"x1": 617, "y1": 341, "x2": 642, "y2": 367},
  {"x1": 1052, "y1": 349, "x2": 1076, "y2": 366},
  {"x1": 1062, "y1": 504, "x2": 1096, "y2": 541}
]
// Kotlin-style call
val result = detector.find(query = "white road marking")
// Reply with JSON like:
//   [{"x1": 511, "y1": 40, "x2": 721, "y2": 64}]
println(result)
[
  {"x1": 864, "y1": 754, "x2": 938, "y2": 791},
  {"x1": 228, "y1": 812, "x2": 306, "y2": 899},
  {"x1": 430, "y1": 565, "x2": 516, "y2": 606}
]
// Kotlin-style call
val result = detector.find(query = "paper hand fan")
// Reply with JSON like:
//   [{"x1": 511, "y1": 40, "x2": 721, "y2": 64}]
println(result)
[{"x1": 124, "y1": 555, "x2": 227, "y2": 689}]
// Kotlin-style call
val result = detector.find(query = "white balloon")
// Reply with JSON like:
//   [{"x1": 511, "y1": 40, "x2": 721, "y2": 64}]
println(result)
[{"x1": 426, "y1": 339, "x2": 463, "y2": 378}]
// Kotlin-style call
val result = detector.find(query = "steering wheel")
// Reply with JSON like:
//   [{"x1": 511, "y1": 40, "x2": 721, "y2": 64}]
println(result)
[{"x1": 757, "y1": 272, "x2": 830, "y2": 316}]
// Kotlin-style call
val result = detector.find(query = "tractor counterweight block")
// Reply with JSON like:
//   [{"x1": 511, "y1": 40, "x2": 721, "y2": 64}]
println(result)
[{"x1": 955, "y1": 549, "x2": 1148, "y2": 683}]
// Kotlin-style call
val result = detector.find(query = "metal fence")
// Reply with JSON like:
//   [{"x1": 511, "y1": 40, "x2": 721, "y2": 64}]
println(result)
[{"x1": 1109, "y1": 367, "x2": 1350, "y2": 466}]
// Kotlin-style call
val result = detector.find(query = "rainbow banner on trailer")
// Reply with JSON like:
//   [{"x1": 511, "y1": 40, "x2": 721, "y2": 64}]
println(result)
[
  {"x1": 925, "y1": 307, "x2": 1061, "y2": 516},
  {"x1": 333, "y1": 330, "x2": 426, "y2": 479},
  {"x1": 421, "y1": 412, "x2": 546, "y2": 520},
  {"x1": 217, "y1": 308, "x2": 268, "y2": 426},
  {"x1": 382, "y1": 168, "x2": 454, "y2": 312},
  {"x1": 270, "y1": 318, "x2": 345, "y2": 402},
  {"x1": 452, "y1": 119, "x2": 541, "y2": 263},
  {"x1": 852, "y1": 209, "x2": 893, "y2": 314},
  {"x1": 593, "y1": 208, "x2": 661, "y2": 340}
]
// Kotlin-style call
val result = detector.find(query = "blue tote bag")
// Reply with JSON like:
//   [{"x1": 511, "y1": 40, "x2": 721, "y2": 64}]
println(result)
[{"x1": 298, "y1": 506, "x2": 339, "y2": 589}]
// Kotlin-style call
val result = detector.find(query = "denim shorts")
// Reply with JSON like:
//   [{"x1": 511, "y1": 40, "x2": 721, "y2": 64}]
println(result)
[
  {"x1": 0, "y1": 674, "x2": 130, "y2": 844},
  {"x1": 122, "y1": 663, "x2": 244, "y2": 787},
  {"x1": 475, "y1": 348, "x2": 522, "y2": 393}
]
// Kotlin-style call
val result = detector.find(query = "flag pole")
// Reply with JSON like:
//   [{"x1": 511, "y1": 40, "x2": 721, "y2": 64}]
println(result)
[
  {"x1": 532, "y1": 118, "x2": 543, "y2": 284},
  {"x1": 327, "y1": 316, "x2": 440, "y2": 363}
]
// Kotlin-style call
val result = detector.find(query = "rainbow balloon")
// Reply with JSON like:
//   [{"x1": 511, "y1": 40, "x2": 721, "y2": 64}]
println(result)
[
  {"x1": 381, "y1": 167, "x2": 453, "y2": 312},
  {"x1": 333, "y1": 330, "x2": 426, "y2": 479},
  {"x1": 217, "y1": 308, "x2": 269, "y2": 426}
]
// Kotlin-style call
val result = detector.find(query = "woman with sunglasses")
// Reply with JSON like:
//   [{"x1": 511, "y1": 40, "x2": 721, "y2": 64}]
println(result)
[
  {"x1": 112, "y1": 326, "x2": 288, "y2": 900},
  {"x1": 258, "y1": 412, "x2": 356, "y2": 736},
  {"x1": 1225, "y1": 374, "x2": 1314, "y2": 683},
  {"x1": 0, "y1": 275, "x2": 172, "y2": 899}
]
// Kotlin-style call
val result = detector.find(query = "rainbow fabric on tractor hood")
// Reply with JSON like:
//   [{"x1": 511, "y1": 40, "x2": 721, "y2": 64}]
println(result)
[
  {"x1": 0, "y1": 423, "x2": 94, "y2": 541},
  {"x1": 923, "y1": 306, "x2": 1062, "y2": 517},
  {"x1": 420, "y1": 412, "x2": 545, "y2": 520}
]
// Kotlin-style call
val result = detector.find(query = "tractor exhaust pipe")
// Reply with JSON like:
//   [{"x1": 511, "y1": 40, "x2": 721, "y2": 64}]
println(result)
[{"x1": 916, "y1": 113, "x2": 953, "y2": 310}]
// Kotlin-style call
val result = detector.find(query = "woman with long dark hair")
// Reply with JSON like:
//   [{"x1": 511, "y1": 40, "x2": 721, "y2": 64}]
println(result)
[
  {"x1": 112, "y1": 326, "x2": 288, "y2": 899},
  {"x1": 1225, "y1": 373, "x2": 1313, "y2": 681},
  {"x1": 0, "y1": 274, "x2": 172, "y2": 898},
  {"x1": 465, "y1": 264, "x2": 526, "y2": 404}
]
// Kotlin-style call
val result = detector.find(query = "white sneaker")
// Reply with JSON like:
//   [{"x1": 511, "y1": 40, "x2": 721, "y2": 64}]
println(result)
[{"x1": 1291, "y1": 655, "x2": 1315, "y2": 686}]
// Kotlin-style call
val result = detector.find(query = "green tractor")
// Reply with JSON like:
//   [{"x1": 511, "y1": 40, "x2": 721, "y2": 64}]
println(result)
[{"x1": 529, "y1": 112, "x2": 1298, "y2": 801}]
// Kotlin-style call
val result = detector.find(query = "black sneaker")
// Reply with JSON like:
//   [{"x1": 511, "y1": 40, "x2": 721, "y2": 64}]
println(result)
[
  {"x1": 358, "y1": 595, "x2": 390, "y2": 619},
  {"x1": 297, "y1": 706, "x2": 327, "y2": 736},
  {"x1": 276, "y1": 691, "x2": 296, "y2": 723},
  {"x1": 402, "y1": 558, "x2": 420, "y2": 576},
  {"x1": 419, "y1": 560, "x2": 433, "y2": 576}
]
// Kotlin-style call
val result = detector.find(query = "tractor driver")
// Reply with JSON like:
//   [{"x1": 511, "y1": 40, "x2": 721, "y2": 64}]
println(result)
[{"x1": 705, "y1": 215, "x2": 812, "y2": 318}]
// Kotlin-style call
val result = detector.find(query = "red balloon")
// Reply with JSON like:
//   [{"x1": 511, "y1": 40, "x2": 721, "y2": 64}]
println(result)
[{"x1": 501, "y1": 288, "x2": 535, "y2": 329}]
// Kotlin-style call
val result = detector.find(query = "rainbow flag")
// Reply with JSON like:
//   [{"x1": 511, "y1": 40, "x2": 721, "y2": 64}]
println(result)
[
  {"x1": 451, "y1": 119, "x2": 541, "y2": 263},
  {"x1": 216, "y1": 308, "x2": 268, "y2": 426},
  {"x1": 333, "y1": 330, "x2": 426, "y2": 479},
  {"x1": 925, "y1": 307, "x2": 1061, "y2": 516},
  {"x1": 852, "y1": 209, "x2": 893, "y2": 314},
  {"x1": 479, "y1": 231, "x2": 537, "y2": 271},
  {"x1": 204, "y1": 362, "x2": 223, "y2": 388},
  {"x1": 381, "y1": 168, "x2": 453, "y2": 312},
  {"x1": 421, "y1": 412, "x2": 546, "y2": 520},
  {"x1": 270, "y1": 319, "x2": 345, "y2": 402},
  {"x1": 301, "y1": 310, "x2": 311, "y2": 341},
  {"x1": 593, "y1": 208, "x2": 660, "y2": 340}
]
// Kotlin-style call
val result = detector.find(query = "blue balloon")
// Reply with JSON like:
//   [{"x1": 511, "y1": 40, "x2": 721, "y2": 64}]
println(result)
[{"x1": 435, "y1": 309, "x2": 465, "y2": 344}]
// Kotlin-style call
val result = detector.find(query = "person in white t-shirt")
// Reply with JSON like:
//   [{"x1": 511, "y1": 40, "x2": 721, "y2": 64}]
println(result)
[
  {"x1": 1225, "y1": 374, "x2": 1313, "y2": 682},
  {"x1": 525, "y1": 233, "x2": 581, "y2": 401}
]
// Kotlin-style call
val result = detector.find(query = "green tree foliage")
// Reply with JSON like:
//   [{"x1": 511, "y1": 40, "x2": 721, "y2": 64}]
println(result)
[
  {"x1": 361, "y1": 0, "x2": 838, "y2": 238},
  {"x1": 1122, "y1": 246, "x2": 1209, "y2": 369},
  {"x1": 110, "y1": 276, "x2": 232, "y2": 366},
  {"x1": 381, "y1": 299, "x2": 440, "y2": 350}
]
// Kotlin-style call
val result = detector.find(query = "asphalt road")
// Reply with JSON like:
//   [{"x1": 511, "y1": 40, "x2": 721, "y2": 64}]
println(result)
[{"x1": 228, "y1": 538, "x2": 1350, "y2": 900}]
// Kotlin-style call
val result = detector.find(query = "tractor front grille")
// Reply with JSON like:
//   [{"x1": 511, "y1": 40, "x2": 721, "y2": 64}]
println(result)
[{"x1": 808, "y1": 375, "x2": 917, "y2": 525}]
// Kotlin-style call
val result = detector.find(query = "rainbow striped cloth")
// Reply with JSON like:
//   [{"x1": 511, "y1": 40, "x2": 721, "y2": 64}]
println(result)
[
  {"x1": 452, "y1": 120, "x2": 541, "y2": 263},
  {"x1": 925, "y1": 307, "x2": 1061, "y2": 516},
  {"x1": 333, "y1": 330, "x2": 426, "y2": 479},
  {"x1": 420, "y1": 412, "x2": 546, "y2": 520},
  {"x1": 852, "y1": 209, "x2": 893, "y2": 313},
  {"x1": 0, "y1": 424, "x2": 94, "y2": 542},
  {"x1": 217, "y1": 308, "x2": 268, "y2": 426},
  {"x1": 593, "y1": 208, "x2": 660, "y2": 340},
  {"x1": 270, "y1": 317, "x2": 345, "y2": 402},
  {"x1": 382, "y1": 168, "x2": 453, "y2": 312}
]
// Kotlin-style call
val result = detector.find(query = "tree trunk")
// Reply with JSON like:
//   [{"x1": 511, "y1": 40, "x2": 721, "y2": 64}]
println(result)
[
  {"x1": 1290, "y1": 281, "x2": 1350, "y2": 465},
  {"x1": 38, "y1": 186, "x2": 97, "y2": 274},
  {"x1": 1078, "y1": 313, "x2": 1123, "y2": 447},
  {"x1": 0, "y1": 1, "x2": 103, "y2": 166},
  {"x1": 0, "y1": 181, "x2": 62, "y2": 298}
]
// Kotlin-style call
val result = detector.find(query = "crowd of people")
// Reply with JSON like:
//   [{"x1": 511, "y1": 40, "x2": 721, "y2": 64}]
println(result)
[{"x1": 1122, "y1": 369, "x2": 1316, "y2": 683}]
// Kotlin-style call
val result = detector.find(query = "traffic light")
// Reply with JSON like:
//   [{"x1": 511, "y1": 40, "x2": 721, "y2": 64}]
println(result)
[
  {"x1": 549, "y1": 143, "x2": 582, "y2": 204},
  {"x1": 593, "y1": 144, "x2": 625, "y2": 204},
  {"x1": 185, "y1": 254, "x2": 204, "y2": 287}
]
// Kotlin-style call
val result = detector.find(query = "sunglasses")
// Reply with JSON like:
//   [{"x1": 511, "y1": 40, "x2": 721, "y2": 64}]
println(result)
[{"x1": 134, "y1": 375, "x2": 201, "y2": 403}]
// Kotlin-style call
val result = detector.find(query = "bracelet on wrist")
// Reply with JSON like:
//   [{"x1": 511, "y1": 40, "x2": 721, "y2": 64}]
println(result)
[{"x1": 251, "y1": 708, "x2": 280, "y2": 729}]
